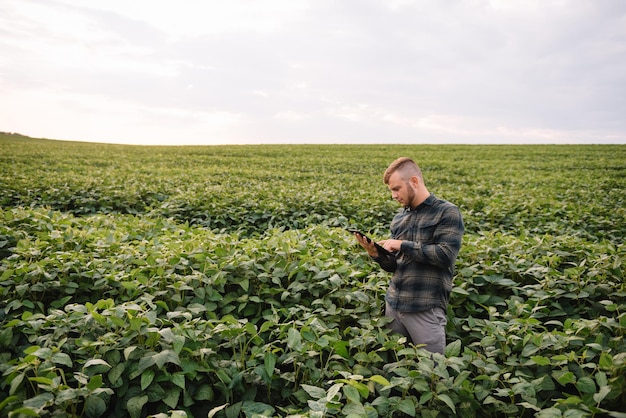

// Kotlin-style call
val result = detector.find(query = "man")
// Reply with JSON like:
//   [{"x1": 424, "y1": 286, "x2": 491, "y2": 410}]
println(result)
[{"x1": 352, "y1": 157, "x2": 464, "y2": 354}]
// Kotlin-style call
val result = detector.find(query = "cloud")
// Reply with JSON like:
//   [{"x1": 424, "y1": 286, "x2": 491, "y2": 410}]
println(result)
[{"x1": 0, "y1": 0, "x2": 625, "y2": 144}]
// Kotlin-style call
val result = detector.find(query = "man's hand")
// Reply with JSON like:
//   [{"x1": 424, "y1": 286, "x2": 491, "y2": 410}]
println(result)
[
  {"x1": 352, "y1": 232, "x2": 379, "y2": 258},
  {"x1": 379, "y1": 239, "x2": 402, "y2": 253}
]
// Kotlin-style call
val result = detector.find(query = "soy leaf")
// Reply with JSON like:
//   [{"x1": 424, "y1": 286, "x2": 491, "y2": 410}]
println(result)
[{"x1": 127, "y1": 395, "x2": 148, "y2": 418}]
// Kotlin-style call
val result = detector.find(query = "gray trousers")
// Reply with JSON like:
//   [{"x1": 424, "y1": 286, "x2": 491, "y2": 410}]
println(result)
[{"x1": 385, "y1": 302, "x2": 447, "y2": 354}]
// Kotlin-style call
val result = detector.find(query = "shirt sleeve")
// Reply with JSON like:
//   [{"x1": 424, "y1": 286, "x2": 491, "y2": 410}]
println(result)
[
  {"x1": 400, "y1": 205, "x2": 464, "y2": 270},
  {"x1": 373, "y1": 252, "x2": 397, "y2": 272}
]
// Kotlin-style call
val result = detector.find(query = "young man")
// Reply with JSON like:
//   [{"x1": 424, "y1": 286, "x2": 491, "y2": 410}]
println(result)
[{"x1": 352, "y1": 157, "x2": 464, "y2": 354}]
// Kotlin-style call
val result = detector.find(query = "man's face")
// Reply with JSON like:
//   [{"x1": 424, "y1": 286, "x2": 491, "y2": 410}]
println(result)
[{"x1": 387, "y1": 171, "x2": 416, "y2": 208}]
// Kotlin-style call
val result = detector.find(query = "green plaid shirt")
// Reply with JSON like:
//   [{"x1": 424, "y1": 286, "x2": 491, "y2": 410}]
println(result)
[{"x1": 375, "y1": 194, "x2": 464, "y2": 313}]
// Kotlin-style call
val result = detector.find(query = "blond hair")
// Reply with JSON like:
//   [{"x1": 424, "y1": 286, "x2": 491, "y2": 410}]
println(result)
[{"x1": 383, "y1": 157, "x2": 422, "y2": 184}]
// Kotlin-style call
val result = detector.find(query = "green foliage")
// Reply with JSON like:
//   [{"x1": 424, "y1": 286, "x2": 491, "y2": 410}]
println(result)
[{"x1": 1, "y1": 134, "x2": 625, "y2": 417}]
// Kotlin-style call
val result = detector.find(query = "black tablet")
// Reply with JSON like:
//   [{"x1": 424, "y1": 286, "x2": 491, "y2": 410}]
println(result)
[{"x1": 347, "y1": 229, "x2": 395, "y2": 257}]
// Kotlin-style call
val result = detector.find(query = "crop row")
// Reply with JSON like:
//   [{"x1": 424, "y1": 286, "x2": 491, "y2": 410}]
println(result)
[{"x1": 2, "y1": 136, "x2": 625, "y2": 244}]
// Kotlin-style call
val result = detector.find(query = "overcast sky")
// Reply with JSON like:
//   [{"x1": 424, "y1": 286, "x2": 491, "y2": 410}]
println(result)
[{"x1": 1, "y1": 0, "x2": 625, "y2": 145}]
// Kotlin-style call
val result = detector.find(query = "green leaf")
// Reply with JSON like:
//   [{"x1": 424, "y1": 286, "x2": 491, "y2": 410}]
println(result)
[
  {"x1": 108, "y1": 363, "x2": 125, "y2": 385},
  {"x1": 287, "y1": 328, "x2": 302, "y2": 350},
  {"x1": 208, "y1": 403, "x2": 228, "y2": 418},
  {"x1": 454, "y1": 370, "x2": 472, "y2": 386},
  {"x1": 436, "y1": 394, "x2": 456, "y2": 414},
  {"x1": 124, "y1": 346, "x2": 138, "y2": 360},
  {"x1": 137, "y1": 355, "x2": 155, "y2": 375},
  {"x1": 9, "y1": 372, "x2": 25, "y2": 395},
  {"x1": 5, "y1": 407, "x2": 39, "y2": 417},
  {"x1": 347, "y1": 380, "x2": 370, "y2": 399},
  {"x1": 452, "y1": 286, "x2": 470, "y2": 295},
  {"x1": 0, "y1": 327, "x2": 13, "y2": 347},
  {"x1": 518, "y1": 402, "x2": 540, "y2": 412},
  {"x1": 84, "y1": 396, "x2": 107, "y2": 418},
  {"x1": 521, "y1": 343, "x2": 540, "y2": 357},
  {"x1": 342, "y1": 401, "x2": 367, "y2": 416},
  {"x1": 397, "y1": 347, "x2": 417, "y2": 356},
  {"x1": 0, "y1": 268, "x2": 14, "y2": 281},
  {"x1": 172, "y1": 335, "x2": 185, "y2": 354},
  {"x1": 216, "y1": 369, "x2": 231, "y2": 384},
  {"x1": 0, "y1": 395, "x2": 19, "y2": 412},
  {"x1": 56, "y1": 388, "x2": 77, "y2": 404},
  {"x1": 301, "y1": 384, "x2": 326, "y2": 400},
  {"x1": 327, "y1": 383, "x2": 342, "y2": 401},
  {"x1": 536, "y1": 408, "x2": 562, "y2": 418},
  {"x1": 397, "y1": 399, "x2": 416, "y2": 417},
  {"x1": 553, "y1": 370, "x2": 576, "y2": 386},
  {"x1": 162, "y1": 387, "x2": 181, "y2": 409},
  {"x1": 531, "y1": 355, "x2": 551, "y2": 366},
  {"x1": 241, "y1": 401, "x2": 275, "y2": 416},
  {"x1": 599, "y1": 352, "x2": 613, "y2": 369},
  {"x1": 264, "y1": 351, "x2": 276, "y2": 379},
  {"x1": 153, "y1": 350, "x2": 181, "y2": 368},
  {"x1": 86, "y1": 374, "x2": 103, "y2": 391},
  {"x1": 419, "y1": 391, "x2": 433, "y2": 405},
  {"x1": 575, "y1": 377, "x2": 596, "y2": 394},
  {"x1": 560, "y1": 395, "x2": 582, "y2": 405},
  {"x1": 51, "y1": 352, "x2": 73, "y2": 367},
  {"x1": 445, "y1": 339, "x2": 462, "y2": 357},
  {"x1": 369, "y1": 375, "x2": 391, "y2": 387},
  {"x1": 127, "y1": 395, "x2": 148, "y2": 418},
  {"x1": 28, "y1": 376, "x2": 54, "y2": 386},
  {"x1": 593, "y1": 385, "x2": 611, "y2": 404},
  {"x1": 226, "y1": 401, "x2": 242, "y2": 418},
  {"x1": 259, "y1": 320, "x2": 275, "y2": 333},
  {"x1": 332, "y1": 340, "x2": 350, "y2": 359},
  {"x1": 194, "y1": 385, "x2": 214, "y2": 401},
  {"x1": 84, "y1": 359, "x2": 111, "y2": 374},
  {"x1": 343, "y1": 384, "x2": 361, "y2": 403},
  {"x1": 141, "y1": 369, "x2": 155, "y2": 390},
  {"x1": 23, "y1": 392, "x2": 54, "y2": 410},
  {"x1": 595, "y1": 371, "x2": 608, "y2": 387},
  {"x1": 171, "y1": 372, "x2": 185, "y2": 390}
]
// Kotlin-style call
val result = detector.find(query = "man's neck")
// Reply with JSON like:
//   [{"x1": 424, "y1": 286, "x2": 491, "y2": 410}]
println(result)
[{"x1": 410, "y1": 189, "x2": 430, "y2": 209}]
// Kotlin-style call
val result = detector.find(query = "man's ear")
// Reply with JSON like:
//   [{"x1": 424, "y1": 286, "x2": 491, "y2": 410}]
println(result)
[{"x1": 410, "y1": 176, "x2": 420, "y2": 188}]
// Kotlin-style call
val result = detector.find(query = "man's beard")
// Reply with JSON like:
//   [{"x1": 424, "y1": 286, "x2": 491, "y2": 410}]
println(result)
[{"x1": 404, "y1": 182, "x2": 415, "y2": 208}]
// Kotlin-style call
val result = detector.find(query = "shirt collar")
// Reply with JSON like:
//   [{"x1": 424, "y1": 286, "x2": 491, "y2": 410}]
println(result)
[{"x1": 405, "y1": 193, "x2": 435, "y2": 212}]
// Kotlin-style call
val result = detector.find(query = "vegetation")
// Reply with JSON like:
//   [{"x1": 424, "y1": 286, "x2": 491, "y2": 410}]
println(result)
[{"x1": 1, "y1": 132, "x2": 625, "y2": 417}]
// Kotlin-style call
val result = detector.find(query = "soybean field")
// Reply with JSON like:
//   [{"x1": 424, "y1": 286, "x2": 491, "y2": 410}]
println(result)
[{"x1": 1, "y1": 133, "x2": 625, "y2": 417}]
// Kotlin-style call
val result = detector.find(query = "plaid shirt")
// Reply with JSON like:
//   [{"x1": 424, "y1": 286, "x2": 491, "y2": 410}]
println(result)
[{"x1": 375, "y1": 194, "x2": 464, "y2": 313}]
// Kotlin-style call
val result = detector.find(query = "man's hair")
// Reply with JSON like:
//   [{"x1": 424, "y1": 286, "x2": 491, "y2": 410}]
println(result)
[{"x1": 383, "y1": 157, "x2": 423, "y2": 184}]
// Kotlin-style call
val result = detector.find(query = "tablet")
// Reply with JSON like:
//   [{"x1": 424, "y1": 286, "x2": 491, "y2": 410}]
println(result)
[{"x1": 347, "y1": 229, "x2": 395, "y2": 257}]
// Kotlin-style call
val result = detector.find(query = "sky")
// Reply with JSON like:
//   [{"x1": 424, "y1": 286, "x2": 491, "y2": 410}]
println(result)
[{"x1": 1, "y1": 0, "x2": 625, "y2": 145}]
